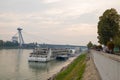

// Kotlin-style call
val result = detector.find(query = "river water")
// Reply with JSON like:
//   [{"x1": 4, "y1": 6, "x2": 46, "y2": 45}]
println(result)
[{"x1": 0, "y1": 49, "x2": 77, "y2": 80}]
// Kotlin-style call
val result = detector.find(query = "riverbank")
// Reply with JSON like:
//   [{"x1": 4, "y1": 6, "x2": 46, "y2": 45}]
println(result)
[
  {"x1": 47, "y1": 55, "x2": 80, "y2": 80},
  {"x1": 53, "y1": 53, "x2": 86, "y2": 80},
  {"x1": 50, "y1": 51, "x2": 101, "y2": 80}
]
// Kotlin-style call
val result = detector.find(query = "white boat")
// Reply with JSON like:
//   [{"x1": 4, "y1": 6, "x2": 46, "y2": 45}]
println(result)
[
  {"x1": 52, "y1": 48, "x2": 69, "y2": 60},
  {"x1": 28, "y1": 48, "x2": 52, "y2": 62}
]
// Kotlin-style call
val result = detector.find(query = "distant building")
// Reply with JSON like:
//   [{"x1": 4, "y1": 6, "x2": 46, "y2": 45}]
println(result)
[{"x1": 12, "y1": 36, "x2": 18, "y2": 43}]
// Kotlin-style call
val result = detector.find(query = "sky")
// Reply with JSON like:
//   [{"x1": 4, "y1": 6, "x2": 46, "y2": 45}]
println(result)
[{"x1": 0, "y1": 0, "x2": 120, "y2": 46}]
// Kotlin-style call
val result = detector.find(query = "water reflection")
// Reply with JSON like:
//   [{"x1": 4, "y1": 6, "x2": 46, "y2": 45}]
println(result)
[
  {"x1": 28, "y1": 60, "x2": 63, "y2": 72},
  {"x1": 28, "y1": 60, "x2": 66, "y2": 80},
  {"x1": 13, "y1": 49, "x2": 23, "y2": 80},
  {"x1": 28, "y1": 62, "x2": 50, "y2": 71},
  {"x1": 15, "y1": 49, "x2": 23, "y2": 72}
]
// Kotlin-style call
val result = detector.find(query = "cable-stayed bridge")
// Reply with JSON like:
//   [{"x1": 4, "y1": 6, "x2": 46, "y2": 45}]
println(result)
[{"x1": 12, "y1": 27, "x2": 86, "y2": 49}]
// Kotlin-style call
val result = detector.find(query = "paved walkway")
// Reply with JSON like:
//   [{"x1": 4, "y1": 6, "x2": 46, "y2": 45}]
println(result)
[
  {"x1": 82, "y1": 52, "x2": 101, "y2": 80},
  {"x1": 91, "y1": 50, "x2": 120, "y2": 80}
]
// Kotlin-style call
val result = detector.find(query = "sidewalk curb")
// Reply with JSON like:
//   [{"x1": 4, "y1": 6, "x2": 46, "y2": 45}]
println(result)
[{"x1": 99, "y1": 51, "x2": 120, "y2": 62}]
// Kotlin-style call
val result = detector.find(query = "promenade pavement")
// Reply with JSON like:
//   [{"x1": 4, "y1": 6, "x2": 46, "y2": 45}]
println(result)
[{"x1": 91, "y1": 50, "x2": 120, "y2": 80}]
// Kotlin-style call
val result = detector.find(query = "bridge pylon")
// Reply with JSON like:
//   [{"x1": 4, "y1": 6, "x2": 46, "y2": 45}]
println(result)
[{"x1": 17, "y1": 27, "x2": 24, "y2": 47}]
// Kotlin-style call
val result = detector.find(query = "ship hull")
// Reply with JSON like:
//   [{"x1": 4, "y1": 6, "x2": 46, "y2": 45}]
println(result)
[{"x1": 28, "y1": 57, "x2": 50, "y2": 62}]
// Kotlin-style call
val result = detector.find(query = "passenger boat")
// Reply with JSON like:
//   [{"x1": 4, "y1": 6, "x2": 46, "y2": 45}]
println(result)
[
  {"x1": 53, "y1": 49, "x2": 69, "y2": 60},
  {"x1": 28, "y1": 48, "x2": 52, "y2": 62},
  {"x1": 56, "y1": 54, "x2": 69, "y2": 60}
]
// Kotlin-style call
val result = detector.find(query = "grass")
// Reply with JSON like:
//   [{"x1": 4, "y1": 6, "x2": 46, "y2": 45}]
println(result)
[{"x1": 54, "y1": 53, "x2": 86, "y2": 80}]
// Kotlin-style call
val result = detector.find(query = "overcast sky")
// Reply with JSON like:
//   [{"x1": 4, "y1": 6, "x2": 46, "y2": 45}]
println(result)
[{"x1": 0, "y1": 0, "x2": 120, "y2": 45}]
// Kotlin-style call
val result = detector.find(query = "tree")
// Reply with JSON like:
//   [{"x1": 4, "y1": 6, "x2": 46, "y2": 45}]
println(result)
[
  {"x1": 4, "y1": 41, "x2": 19, "y2": 47},
  {"x1": 0, "y1": 40, "x2": 4, "y2": 47},
  {"x1": 87, "y1": 41, "x2": 93, "y2": 49},
  {"x1": 97, "y1": 8, "x2": 120, "y2": 45},
  {"x1": 107, "y1": 41, "x2": 114, "y2": 53},
  {"x1": 113, "y1": 36, "x2": 120, "y2": 50}
]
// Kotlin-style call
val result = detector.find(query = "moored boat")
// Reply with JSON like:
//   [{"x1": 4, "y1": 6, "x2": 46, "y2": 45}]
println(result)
[
  {"x1": 56, "y1": 54, "x2": 69, "y2": 60},
  {"x1": 53, "y1": 48, "x2": 69, "y2": 60},
  {"x1": 28, "y1": 48, "x2": 52, "y2": 62}
]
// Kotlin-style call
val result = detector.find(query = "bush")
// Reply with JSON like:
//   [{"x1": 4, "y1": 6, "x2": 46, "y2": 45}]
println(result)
[{"x1": 107, "y1": 41, "x2": 114, "y2": 53}]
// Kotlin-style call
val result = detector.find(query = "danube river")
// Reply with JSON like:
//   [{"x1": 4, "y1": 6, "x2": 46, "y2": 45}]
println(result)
[{"x1": 0, "y1": 49, "x2": 77, "y2": 80}]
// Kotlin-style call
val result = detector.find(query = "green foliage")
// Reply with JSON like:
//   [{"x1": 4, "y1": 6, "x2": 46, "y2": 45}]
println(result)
[
  {"x1": 87, "y1": 41, "x2": 93, "y2": 48},
  {"x1": 4, "y1": 41, "x2": 19, "y2": 47},
  {"x1": 0, "y1": 40, "x2": 4, "y2": 47},
  {"x1": 0, "y1": 40, "x2": 19, "y2": 48},
  {"x1": 97, "y1": 8, "x2": 120, "y2": 45},
  {"x1": 113, "y1": 36, "x2": 120, "y2": 47},
  {"x1": 55, "y1": 54, "x2": 86, "y2": 80}
]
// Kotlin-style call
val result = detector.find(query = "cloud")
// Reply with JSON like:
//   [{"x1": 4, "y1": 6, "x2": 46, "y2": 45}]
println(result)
[
  {"x1": 54, "y1": 24, "x2": 97, "y2": 37},
  {"x1": 0, "y1": 0, "x2": 120, "y2": 45},
  {"x1": 41, "y1": 0, "x2": 61, "y2": 3}
]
